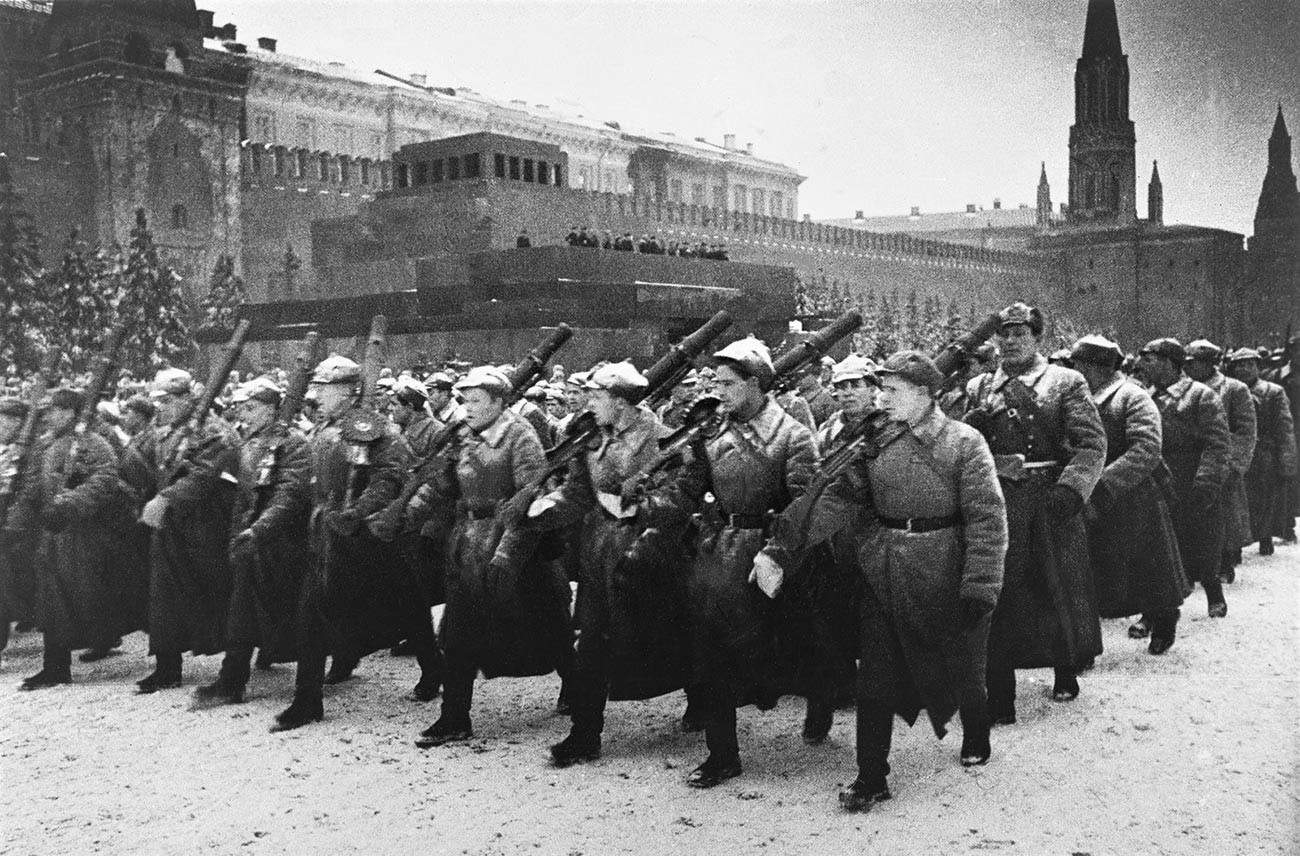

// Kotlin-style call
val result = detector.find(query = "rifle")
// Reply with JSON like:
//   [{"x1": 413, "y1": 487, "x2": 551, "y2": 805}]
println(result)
[
  {"x1": 366, "y1": 324, "x2": 576, "y2": 541},
  {"x1": 275, "y1": 332, "x2": 321, "y2": 434},
  {"x1": 339, "y1": 316, "x2": 390, "y2": 506},
  {"x1": 497, "y1": 310, "x2": 736, "y2": 521},
  {"x1": 770, "y1": 311, "x2": 1004, "y2": 551},
  {"x1": 768, "y1": 309, "x2": 864, "y2": 395},
  {"x1": 0, "y1": 358, "x2": 56, "y2": 525},
  {"x1": 63, "y1": 327, "x2": 129, "y2": 488},
  {"x1": 161, "y1": 319, "x2": 252, "y2": 478}
]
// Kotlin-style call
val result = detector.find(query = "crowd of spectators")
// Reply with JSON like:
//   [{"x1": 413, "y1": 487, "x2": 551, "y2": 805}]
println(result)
[{"x1": 516, "y1": 227, "x2": 730, "y2": 260}]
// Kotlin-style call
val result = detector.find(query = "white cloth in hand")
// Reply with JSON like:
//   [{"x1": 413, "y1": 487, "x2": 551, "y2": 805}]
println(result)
[{"x1": 748, "y1": 551, "x2": 784, "y2": 599}]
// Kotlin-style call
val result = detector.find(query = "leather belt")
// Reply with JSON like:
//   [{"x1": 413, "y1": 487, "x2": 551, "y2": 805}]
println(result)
[
  {"x1": 719, "y1": 511, "x2": 770, "y2": 529},
  {"x1": 878, "y1": 513, "x2": 962, "y2": 533}
]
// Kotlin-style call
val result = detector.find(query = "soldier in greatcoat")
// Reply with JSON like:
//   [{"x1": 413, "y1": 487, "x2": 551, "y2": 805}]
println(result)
[
  {"x1": 192, "y1": 377, "x2": 311, "y2": 707},
  {"x1": 1225, "y1": 348, "x2": 1297, "y2": 556},
  {"x1": 782, "y1": 351, "x2": 1006, "y2": 812},
  {"x1": 17, "y1": 388, "x2": 138, "y2": 689},
  {"x1": 1273, "y1": 338, "x2": 1300, "y2": 542},
  {"x1": 962, "y1": 303, "x2": 1105, "y2": 722},
  {"x1": 1136, "y1": 339, "x2": 1231, "y2": 619},
  {"x1": 0, "y1": 396, "x2": 38, "y2": 649},
  {"x1": 416, "y1": 366, "x2": 573, "y2": 748},
  {"x1": 523, "y1": 361, "x2": 692, "y2": 766},
  {"x1": 1184, "y1": 341, "x2": 1256, "y2": 582},
  {"x1": 648, "y1": 338, "x2": 816, "y2": 789},
  {"x1": 135, "y1": 369, "x2": 239, "y2": 693},
  {"x1": 1069, "y1": 336, "x2": 1189, "y2": 655},
  {"x1": 272, "y1": 355, "x2": 412, "y2": 731}
]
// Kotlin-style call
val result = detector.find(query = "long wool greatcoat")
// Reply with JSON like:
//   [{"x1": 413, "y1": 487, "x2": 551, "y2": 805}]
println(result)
[
  {"x1": 307, "y1": 415, "x2": 414, "y2": 657},
  {"x1": 1084, "y1": 377, "x2": 1190, "y2": 617},
  {"x1": 225, "y1": 423, "x2": 311, "y2": 662},
  {"x1": 1151, "y1": 376, "x2": 1230, "y2": 585},
  {"x1": 825, "y1": 405, "x2": 1006, "y2": 736},
  {"x1": 1203, "y1": 371, "x2": 1257, "y2": 550},
  {"x1": 148, "y1": 420, "x2": 239, "y2": 656},
  {"x1": 441, "y1": 409, "x2": 572, "y2": 679},
  {"x1": 1245, "y1": 379, "x2": 1297, "y2": 542},
  {"x1": 30, "y1": 429, "x2": 139, "y2": 651},
  {"x1": 529, "y1": 405, "x2": 692, "y2": 701},
  {"x1": 965, "y1": 354, "x2": 1106, "y2": 670},
  {"x1": 656, "y1": 396, "x2": 816, "y2": 706}
]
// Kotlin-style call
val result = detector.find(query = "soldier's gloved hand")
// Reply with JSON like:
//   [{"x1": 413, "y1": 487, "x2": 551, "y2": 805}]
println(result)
[
  {"x1": 229, "y1": 528, "x2": 257, "y2": 564},
  {"x1": 325, "y1": 508, "x2": 362, "y2": 536},
  {"x1": 1045, "y1": 485, "x2": 1083, "y2": 520},
  {"x1": 960, "y1": 597, "x2": 994, "y2": 632},
  {"x1": 42, "y1": 497, "x2": 74, "y2": 532},
  {"x1": 140, "y1": 495, "x2": 170, "y2": 529},
  {"x1": 748, "y1": 551, "x2": 785, "y2": 599},
  {"x1": 1088, "y1": 482, "x2": 1116, "y2": 516}
]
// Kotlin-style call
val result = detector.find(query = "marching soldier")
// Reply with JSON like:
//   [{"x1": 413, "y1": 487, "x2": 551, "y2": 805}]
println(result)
[
  {"x1": 416, "y1": 366, "x2": 573, "y2": 748},
  {"x1": 1273, "y1": 337, "x2": 1300, "y2": 543},
  {"x1": 939, "y1": 342, "x2": 997, "y2": 419},
  {"x1": 963, "y1": 303, "x2": 1105, "y2": 722},
  {"x1": 780, "y1": 350, "x2": 1006, "y2": 811},
  {"x1": 136, "y1": 369, "x2": 239, "y2": 693},
  {"x1": 1225, "y1": 348, "x2": 1297, "y2": 556},
  {"x1": 17, "y1": 388, "x2": 138, "y2": 688},
  {"x1": 1136, "y1": 339, "x2": 1231, "y2": 618},
  {"x1": 1069, "y1": 336, "x2": 1189, "y2": 655},
  {"x1": 193, "y1": 378, "x2": 311, "y2": 707},
  {"x1": 1184, "y1": 340, "x2": 1256, "y2": 582},
  {"x1": 655, "y1": 369, "x2": 698, "y2": 429},
  {"x1": 1, "y1": 396, "x2": 38, "y2": 647},
  {"x1": 649, "y1": 338, "x2": 816, "y2": 788},
  {"x1": 524, "y1": 361, "x2": 692, "y2": 767},
  {"x1": 273, "y1": 355, "x2": 413, "y2": 731},
  {"x1": 425, "y1": 371, "x2": 466, "y2": 426}
]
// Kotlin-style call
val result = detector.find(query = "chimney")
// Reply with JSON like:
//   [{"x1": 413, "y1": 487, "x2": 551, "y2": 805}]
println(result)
[
  {"x1": 197, "y1": 9, "x2": 215, "y2": 34},
  {"x1": 854, "y1": 210, "x2": 865, "y2": 220},
  {"x1": 745, "y1": 142, "x2": 753, "y2": 155},
  {"x1": 965, "y1": 203, "x2": 977, "y2": 214},
  {"x1": 723, "y1": 134, "x2": 736, "y2": 151},
  {"x1": 257, "y1": 37, "x2": 277, "y2": 52},
  {"x1": 217, "y1": 23, "x2": 237, "y2": 41},
  {"x1": 909, "y1": 206, "x2": 921, "y2": 218},
  {"x1": 802, "y1": 213, "x2": 812, "y2": 222},
  {"x1": 410, "y1": 73, "x2": 427, "y2": 87},
  {"x1": 992, "y1": 198, "x2": 1002, "y2": 210}
]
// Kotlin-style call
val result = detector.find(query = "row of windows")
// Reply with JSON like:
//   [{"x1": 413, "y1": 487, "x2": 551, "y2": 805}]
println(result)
[
  {"x1": 393, "y1": 153, "x2": 564, "y2": 189},
  {"x1": 666, "y1": 178, "x2": 790, "y2": 218},
  {"x1": 245, "y1": 145, "x2": 380, "y2": 186}
]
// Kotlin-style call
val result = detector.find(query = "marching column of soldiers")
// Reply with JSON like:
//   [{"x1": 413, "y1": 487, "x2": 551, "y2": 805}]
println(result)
[{"x1": 1, "y1": 301, "x2": 1297, "y2": 812}]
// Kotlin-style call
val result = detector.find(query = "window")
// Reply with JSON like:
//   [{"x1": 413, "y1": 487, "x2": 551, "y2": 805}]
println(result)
[
  {"x1": 494, "y1": 153, "x2": 506, "y2": 178},
  {"x1": 751, "y1": 188, "x2": 765, "y2": 214},
  {"x1": 430, "y1": 160, "x2": 443, "y2": 183},
  {"x1": 552, "y1": 164, "x2": 563, "y2": 186},
  {"x1": 669, "y1": 179, "x2": 683, "y2": 203},
  {"x1": 523, "y1": 158, "x2": 534, "y2": 182},
  {"x1": 538, "y1": 161, "x2": 550, "y2": 185},
  {"x1": 447, "y1": 156, "x2": 460, "y2": 180},
  {"x1": 317, "y1": 153, "x2": 329, "y2": 182},
  {"x1": 464, "y1": 153, "x2": 481, "y2": 178},
  {"x1": 772, "y1": 191, "x2": 783, "y2": 217},
  {"x1": 249, "y1": 145, "x2": 261, "y2": 174},
  {"x1": 413, "y1": 161, "x2": 428, "y2": 186},
  {"x1": 359, "y1": 159, "x2": 370, "y2": 185},
  {"x1": 733, "y1": 185, "x2": 747, "y2": 212},
  {"x1": 508, "y1": 156, "x2": 521, "y2": 180},
  {"x1": 692, "y1": 184, "x2": 705, "y2": 205},
  {"x1": 294, "y1": 149, "x2": 308, "y2": 178},
  {"x1": 171, "y1": 204, "x2": 188, "y2": 229},
  {"x1": 273, "y1": 147, "x2": 285, "y2": 177},
  {"x1": 394, "y1": 162, "x2": 410, "y2": 188},
  {"x1": 339, "y1": 156, "x2": 350, "y2": 185},
  {"x1": 712, "y1": 186, "x2": 726, "y2": 209}
]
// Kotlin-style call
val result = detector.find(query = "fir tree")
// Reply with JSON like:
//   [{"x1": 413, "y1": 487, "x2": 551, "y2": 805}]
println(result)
[
  {"x1": 114, "y1": 208, "x2": 192, "y2": 374},
  {"x1": 903, "y1": 288, "x2": 922, "y2": 349},
  {"x1": 46, "y1": 229, "x2": 118, "y2": 372},
  {"x1": 876, "y1": 290, "x2": 899, "y2": 358},
  {"x1": 199, "y1": 253, "x2": 248, "y2": 330},
  {"x1": 0, "y1": 153, "x2": 51, "y2": 374}
]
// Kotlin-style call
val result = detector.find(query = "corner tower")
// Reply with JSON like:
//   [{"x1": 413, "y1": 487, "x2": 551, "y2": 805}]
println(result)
[{"x1": 1067, "y1": 0, "x2": 1137, "y2": 226}]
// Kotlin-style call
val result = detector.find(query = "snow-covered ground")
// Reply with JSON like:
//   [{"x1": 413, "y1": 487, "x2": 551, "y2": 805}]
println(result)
[{"x1": 3, "y1": 544, "x2": 1298, "y2": 856}]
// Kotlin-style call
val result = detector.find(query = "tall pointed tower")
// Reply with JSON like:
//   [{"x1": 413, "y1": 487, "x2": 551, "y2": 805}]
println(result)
[
  {"x1": 1036, "y1": 162, "x2": 1053, "y2": 228},
  {"x1": 1147, "y1": 160, "x2": 1163, "y2": 225},
  {"x1": 1246, "y1": 105, "x2": 1300, "y2": 336},
  {"x1": 1067, "y1": 0, "x2": 1137, "y2": 226}
]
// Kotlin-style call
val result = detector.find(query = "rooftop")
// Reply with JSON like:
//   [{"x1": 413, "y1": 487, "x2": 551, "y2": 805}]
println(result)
[{"x1": 820, "y1": 204, "x2": 1038, "y2": 234}]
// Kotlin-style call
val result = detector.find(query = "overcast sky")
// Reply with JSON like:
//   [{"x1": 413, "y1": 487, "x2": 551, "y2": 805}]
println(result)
[{"x1": 214, "y1": 0, "x2": 1300, "y2": 236}]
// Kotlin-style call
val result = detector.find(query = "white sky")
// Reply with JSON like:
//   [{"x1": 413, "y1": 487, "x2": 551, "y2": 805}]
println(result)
[{"x1": 213, "y1": 0, "x2": 1300, "y2": 236}]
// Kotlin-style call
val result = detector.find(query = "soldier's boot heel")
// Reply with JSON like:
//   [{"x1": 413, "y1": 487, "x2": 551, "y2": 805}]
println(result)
[
  {"x1": 271, "y1": 695, "x2": 324, "y2": 732},
  {"x1": 1051, "y1": 668, "x2": 1079, "y2": 702}
]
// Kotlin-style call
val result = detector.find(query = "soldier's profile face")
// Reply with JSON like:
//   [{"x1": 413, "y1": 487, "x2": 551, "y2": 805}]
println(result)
[
  {"x1": 878, "y1": 376, "x2": 930, "y2": 423},
  {"x1": 997, "y1": 325, "x2": 1037, "y2": 363},
  {"x1": 713, "y1": 364, "x2": 759, "y2": 415},
  {"x1": 589, "y1": 389, "x2": 620, "y2": 426}
]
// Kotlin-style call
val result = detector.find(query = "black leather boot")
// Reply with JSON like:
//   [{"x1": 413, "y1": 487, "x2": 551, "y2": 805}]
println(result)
[
  {"x1": 959, "y1": 696, "x2": 991, "y2": 766},
  {"x1": 549, "y1": 722, "x2": 602, "y2": 768},
  {"x1": 987, "y1": 668, "x2": 1016, "y2": 725},
  {"x1": 136, "y1": 654, "x2": 183, "y2": 694},
  {"x1": 192, "y1": 677, "x2": 246, "y2": 708},
  {"x1": 271, "y1": 694, "x2": 324, "y2": 732},
  {"x1": 414, "y1": 715, "x2": 473, "y2": 748},
  {"x1": 324, "y1": 655, "x2": 358, "y2": 684},
  {"x1": 20, "y1": 666, "x2": 71, "y2": 691},
  {"x1": 842, "y1": 701, "x2": 893, "y2": 810},
  {"x1": 1052, "y1": 667, "x2": 1079, "y2": 702},
  {"x1": 1148, "y1": 608, "x2": 1179, "y2": 655},
  {"x1": 802, "y1": 697, "x2": 834, "y2": 745}
]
